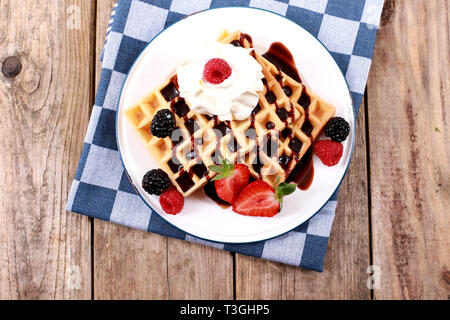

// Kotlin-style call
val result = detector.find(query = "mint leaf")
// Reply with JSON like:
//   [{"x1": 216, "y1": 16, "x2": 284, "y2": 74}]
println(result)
[
  {"x1": 208, "y1": 158, "x2": 235, "y2": 181},
  {"x1": 208, "y1": 165, "x2": 223, "y2": 173},
  {"x1": 275, "y1": 182, "x2": 297, "y2": 202},
  {"x1": 211, "y1": 173, "x2": 226, "y2": 181}
]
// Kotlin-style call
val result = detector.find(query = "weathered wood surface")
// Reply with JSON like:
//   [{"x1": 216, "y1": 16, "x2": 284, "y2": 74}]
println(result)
[
  {"x1": 0, "y1": 0, "x2": 448, "y2": 300},
  {"x1": 235, "y1": 102, "x2": 370, "y2": 300},
  {"x1": 367, "y1": 0, "x2": 449, "y2": 299},
  {"x1": 0, "y1": 0, "x2": 94, "y2": 299}
]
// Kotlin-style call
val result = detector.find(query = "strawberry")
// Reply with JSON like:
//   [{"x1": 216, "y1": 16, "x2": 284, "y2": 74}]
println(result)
[
  {"x1": 209, "y1": 159, "x2": 250, "y2": 204},
  {"x1": 232, "y1": 179, "x2": 296, "y2": 217}
]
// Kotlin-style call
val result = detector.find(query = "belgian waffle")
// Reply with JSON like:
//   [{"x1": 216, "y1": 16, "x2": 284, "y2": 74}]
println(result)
[
  {"x1": 217, "y1": 30, "x2": 336, "y2": 185},
  {"x1": 125, "y1": 30, "x2": 336, "y2": 197}
]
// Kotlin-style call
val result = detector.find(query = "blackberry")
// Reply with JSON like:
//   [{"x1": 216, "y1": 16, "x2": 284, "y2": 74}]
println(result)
[
  {"x1": 151, "y1": 109, "x2": 175, "y2": 138},
  {"x1": 142, "y1": 169, "x2": 171, "y2": 195},
  {"x1": 325, "y1": 117, "x2": 350, "y2": 142}
]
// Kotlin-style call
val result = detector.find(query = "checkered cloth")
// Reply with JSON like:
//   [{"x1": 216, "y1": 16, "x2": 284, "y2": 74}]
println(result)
[{"x1": 66, "y1": 0, "x2": 383, "y2": 272}]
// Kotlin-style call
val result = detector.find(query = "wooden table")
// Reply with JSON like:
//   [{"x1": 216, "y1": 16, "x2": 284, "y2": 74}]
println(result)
[{"x1": 0, "y1": 0, "x2": 448, "y2": 300}]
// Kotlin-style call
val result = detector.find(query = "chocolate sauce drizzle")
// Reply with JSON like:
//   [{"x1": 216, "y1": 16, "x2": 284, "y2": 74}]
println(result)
[
  {"x1": 263, "y1": 42, "x2": 302, "y2": 83},
  {"x1": 158, "y1": 38, "x2": 317, "y2": 204},
  {"x1": 261, "y1": 42, "x2": 316, "y2": 191}
]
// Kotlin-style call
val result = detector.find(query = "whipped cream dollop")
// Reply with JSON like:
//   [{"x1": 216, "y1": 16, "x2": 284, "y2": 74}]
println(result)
[{"x1": 176, "y1": 42, "x2": 264, "y2": 121}]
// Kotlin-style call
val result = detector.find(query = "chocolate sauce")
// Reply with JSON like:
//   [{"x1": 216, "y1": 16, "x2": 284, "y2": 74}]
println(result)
[
  {"x1": 263, "y1": 135, "x2": 278, "y2": 158},
  {"x1": 185, "y1": 149, "x2": 197, "y2": 160},
  {"x1": 278, "y1": 154, "x2": 291, "y2": 170},
  {"x1": 287, "y1": 148, "x2": 314, "y2": 191},
  {"x1": 161, "y1": 81, "x2": 179, "y2": 101},
  {"x1": 281, "y1": 128, "x2": 292, "y2": 140},
  {"x1": 263, "y1": 42, "x2": 302, "y2": 83},
  {"x1": 265, "y1": 90, "x2": 276, "y2": 104},
  {"x1": 170, "y1": 129, "x2": 184, "y2": 146},
  {"x1": 167, "y1": 157, "x2": 182, "y2": 174},
  {"x1": 283, "y1": 85, "x2": 293, "y2": 97},
  {"x1": 191, "y1": 163, "x2": 209, "y2": 179},
  {"x1": 298, "y1": 87, "x2": 311, "y2": 109},
  {"x1": 288, "y1": 137, "x2": 303, "y2": 154},
  {"x1": 252, "y1": 163, "x2": 264, "y2": 176},
  {"x1": 204, "y1": 181, "x2": 231, "y2": 208},
  {"x1": 275, "y1": 73, "x2": 283, "y2": 82},
  {"x1": 301, "y1": 119, "x2": 313, "y2": 137},
  {"x1": 213, "y1": 121, "x2": 230, "y2": 137},
  {"x1": 227, "y1": 137, "x2": 241, "y2": 153},
  {"x1": 176, "y1": 171, "x2": 195, "y2": 193},
  {"x1": 239, "y1": 33, "x2": 253, "y2": 47},
  {"x1": 252, "y1": 147, "x2": 264, "y2": 177},
  {"x1": 266, "y1": 121, "x2": 275, "y2": 130},
  {"x1": 171, "y1": 99, "x2": 190, "y2": 117},
  {"x1": 171, "y1": 38, "x2": 316, "y2": 198},
  {"x1": 276, "y1": 108, "x2": 289, "y2": 122},
  {"x1": 230, "y1": 40, "x2": 242, "y2": 47},
  {"x1": 185, "y1": 118, "x2": 199, "y2": 136},
  {"x1": 252, "y1": 104, "x2": 261, "y2": 115}
]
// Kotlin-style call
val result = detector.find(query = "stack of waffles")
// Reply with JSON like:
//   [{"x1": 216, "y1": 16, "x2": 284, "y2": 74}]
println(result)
[{"x1": 125, "y1": 30, "x2": 336, "y2": 197}]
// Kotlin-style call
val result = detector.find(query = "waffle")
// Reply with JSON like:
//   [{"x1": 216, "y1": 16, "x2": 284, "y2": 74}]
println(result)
[
  {"x1": 217, "y1": 30, "x2": 336, "y2": 185},
  {"x1": 125, "y1": 30, "x2": 336, "y2": 197}
]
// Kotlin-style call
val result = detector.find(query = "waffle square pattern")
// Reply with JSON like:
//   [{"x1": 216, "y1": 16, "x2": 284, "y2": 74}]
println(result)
[{"x1": 125, "y1": 30, "x2": 336, "y2": 197}]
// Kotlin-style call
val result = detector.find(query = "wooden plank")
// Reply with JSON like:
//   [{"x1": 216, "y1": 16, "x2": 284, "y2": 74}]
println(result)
[
  {"x1": 236, "y1": 102, "x2": 371, "y2": 299},
  {"x1": 166, "y1": 238, "x2": 234, "y2": 299},
  {"x1": 92, "y1": 1, "x2": 234, "y2": 299},
  {"x1": 92, "y1": 0, "x2": 168, "y2": 300},
  {"x1": 367, "y1": 0, "x2": 449, "y2": 299},
  {"x1": 0, "y1": 0, "x2": 94, "y2": 299}
]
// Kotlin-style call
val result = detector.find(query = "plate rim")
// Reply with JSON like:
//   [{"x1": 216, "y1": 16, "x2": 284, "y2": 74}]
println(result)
[{"x1": 115, "y1": 6, "x2": 356, "y2": 244}]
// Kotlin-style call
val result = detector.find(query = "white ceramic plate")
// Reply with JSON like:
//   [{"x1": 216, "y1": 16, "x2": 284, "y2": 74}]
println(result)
[{"x1": 117, "y1": 7, "x2": 355, "y2": 244}]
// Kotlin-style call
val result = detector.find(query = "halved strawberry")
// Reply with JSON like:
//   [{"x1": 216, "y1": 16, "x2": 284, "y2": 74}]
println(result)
[
  {"x1": 232, "y1": 179, "x2": 296, "y2": 218},
  {"x1": 209, "y1": 160, "x2": 250, "y2": 204}
]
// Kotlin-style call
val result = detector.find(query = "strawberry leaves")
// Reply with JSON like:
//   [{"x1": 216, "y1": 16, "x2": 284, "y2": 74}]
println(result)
[
  {"x1": 274, "y1": 176, "x2": 296, "y2": 208},
  {"x1": 209, "y1": 160, "x2": 297, "y2": 215},
  {"x1": 275, "y1": 182, "x2": 297, "y2": 202},
  {"x1": 209, "y1": 159, "x2": 235, "y2": 181}
]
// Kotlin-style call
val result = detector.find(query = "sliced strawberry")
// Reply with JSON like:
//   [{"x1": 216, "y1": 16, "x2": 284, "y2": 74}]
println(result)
[
  {"x1": 232, "y1": 181, "x2": 279, "y2": 217},
  {"x1": 209, "y1": 160, "x2": 250, "y2": 204},
  {"x1": 232, "y1": 179, "x2": 297, "y2": 218}
]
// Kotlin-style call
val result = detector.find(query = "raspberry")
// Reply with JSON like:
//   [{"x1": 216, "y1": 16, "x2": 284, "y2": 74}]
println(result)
[
  {"x1": 313, "y1": 140, "x2": 343, "y2": 167},
  {"x1": 160, "y1": 189, "x2": 184, "y2": 215},
  {"x1": 203, "y1": 58, "x2": 232, "y2": 85}
]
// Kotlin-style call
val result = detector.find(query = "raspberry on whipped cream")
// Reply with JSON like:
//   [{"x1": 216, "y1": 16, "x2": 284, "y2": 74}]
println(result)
[
  {"x1": 176, "y1": 42, "x2": 264, "y2": 121},
  {"x1": 203, "y1": 58, "x2": 232, "y2": 85}
]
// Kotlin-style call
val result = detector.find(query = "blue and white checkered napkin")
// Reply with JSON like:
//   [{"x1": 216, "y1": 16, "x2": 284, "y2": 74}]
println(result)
[{"x1": 67, "y1": 0, "x2": 383, "y2": 272}]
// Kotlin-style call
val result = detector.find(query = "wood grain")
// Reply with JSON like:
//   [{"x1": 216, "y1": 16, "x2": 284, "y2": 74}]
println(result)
[
  {"x1": 0, "y1": 0, "x2": 94, "y2": 299},
  {"x1": 367, "y1": 0, "x2": 449, "y2": 299},
  {"x1": 235, "y1": 102, "x2": 371, "y2": 299},
  {"x1": 2, "y1": 0, "x2": 447, "y2": 300},
  {"x1": 92, "y1": 0, "x2": 169, "y2": 300},
  {"x1": 92, "y1": 0, "x2": 234, "y2": 300}
]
